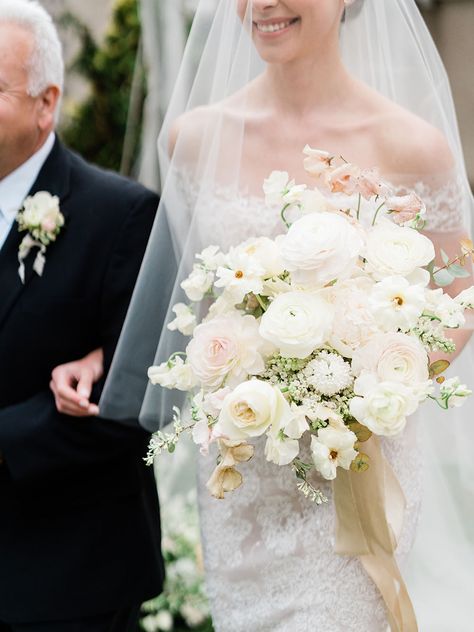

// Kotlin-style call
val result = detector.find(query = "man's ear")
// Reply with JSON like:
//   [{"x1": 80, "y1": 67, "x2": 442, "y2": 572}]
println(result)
[{"x1": 37, "y1": 85, "x2": 61, "y2": 131}]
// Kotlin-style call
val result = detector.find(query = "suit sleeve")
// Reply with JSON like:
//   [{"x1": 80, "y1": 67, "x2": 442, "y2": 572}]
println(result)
[{"x1": 0, "y1": 188, "x2": 158, "y2": 484}]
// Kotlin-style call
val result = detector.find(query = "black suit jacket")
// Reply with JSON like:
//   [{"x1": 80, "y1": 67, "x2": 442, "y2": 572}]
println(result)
[{"x1": 0, "y1": 139, "x2": 164, "y2": 623}]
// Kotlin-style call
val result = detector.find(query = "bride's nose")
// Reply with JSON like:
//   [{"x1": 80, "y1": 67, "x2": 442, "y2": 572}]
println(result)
[{"x1": 252, "y1": 0, "x2": 280, "y2": 10}]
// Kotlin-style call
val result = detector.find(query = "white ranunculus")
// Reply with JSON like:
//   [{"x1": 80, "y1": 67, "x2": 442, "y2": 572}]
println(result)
[
  {"x1": 236, "y1": 237, "x2": 285, "y2": 278},
  {"x1": 369, "y1": 276, "x2": 426, "y2": 332},
  {"x1": 181, "y1": 265, "x2": 214, "y2": 302},
  {"x1": 328, "y1": 278, "x2": 380, "y2": 357},
  {"x1": 186, "y1": 314, "x2": 266, "y2": 389},
  {"x1": 259, "y1": 291, "x2": 334, "y2": 359},
  {"x1": 215, "y1": 249, "x2": 265, "y2": 302},
  {"x1": 365, "y1": 220, "x2": 435, "y2": 280},
  {"x1": 455, "y1": 286, "x2": 474, "y2": 310},
  {"x1": 167, "y1": 303, "x2": 197, "y2": 336},
  {"x1": 148, "y1": 356, "x2": 197, "y2": 391},
  {"x1": 425, "y1": 288, "x2": 465, "y2": 328},
  {"x1": 351, "y1": 333, "x2": 429, "y2": 386},
  {"x1": 216, "y1": 380, "x2": 292, "y2": 441},
  {"x1": 196, "y1": 245, "x2": 226, "y2": 270},
  {"x1": 278, "y1": 212, "x2": 364, "y2": 287},
  {"x1": 349, "y1": 372, "x2": 418, "y2": 436},
  {"x1": 310, "y1": 425, "x2": 358, "y2": 480}
]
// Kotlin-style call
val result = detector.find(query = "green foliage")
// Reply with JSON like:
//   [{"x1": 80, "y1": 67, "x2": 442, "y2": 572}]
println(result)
[{"x1": 60, "y1": 0, "x2": 144, "y2": 172}]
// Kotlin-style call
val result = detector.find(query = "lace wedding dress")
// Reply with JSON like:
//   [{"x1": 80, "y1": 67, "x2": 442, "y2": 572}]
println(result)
[{"x1": 182, "y1": 171, "x2": 465, "y2": 632}]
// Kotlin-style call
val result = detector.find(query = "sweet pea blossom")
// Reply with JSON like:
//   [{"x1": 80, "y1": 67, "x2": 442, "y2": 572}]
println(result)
[{"x1": 167, "y1": 303, "x2": 197, "y2": 335}]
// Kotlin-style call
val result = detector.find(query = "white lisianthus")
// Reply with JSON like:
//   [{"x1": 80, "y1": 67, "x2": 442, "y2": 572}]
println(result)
[
  {"x1": 181, "y1": 265, "x2": 214, "y2": 302},
  {"x1": 351, "y1": 333, "x2": 429, "y2": 386},
  {"x1": 259, "y1": 291, "x2": 334, "y2": 359},
  {"x1": 349, "y1": 372, "x2": 418, "y2": 436},
  {"x1": 148, "y1": 356, "x2": 197, "y2": 391},
  {"x1": 310, "y1": 425, "x2": 358, "y2": 480},
  {"x1": 186, "y1": 314, "x2": 266, "y2": 389},
  {"x1": 196, "y1": 245, "x2": 226, "y2": 270},
  {"x1": 328, "y1": 278, "x2": 380, "y2": 357},
  {"x1": 440, "y1": 377, "x2": 472, "y2": 408},
  {"x1": 365, "y1": 220, "x2": 435, "y2": 280},
  {"x1": 369, "y1": 276, "x2": 426, "y2": 332},
  {"x1": 454, "y1": 286, "x2": 474, "y2": 310},
  {"x1": 216, "y1": 380, "x2": 292, "y2": 441},
  {"x1": 236, "y1": 237, "x2": 285, "y2": 278},
  {"x1": 426, "y1": 289, "x2": 466, "y2": 328},
  {"x1": 167, "y1": 303, "x2": 197, "y2": 335},
  {"x1": 302, "y1": 145, "x2": 332, "y2": 177},
  {"x1": 215, "y1": 249, "x2": 265, "y2": 302},
  {"x1": 278, "y1": 212, "x2": 364, "y2": 287}
]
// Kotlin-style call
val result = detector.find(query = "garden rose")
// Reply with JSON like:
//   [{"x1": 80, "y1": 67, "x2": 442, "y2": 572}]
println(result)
[{"x1": 186, "y1": 314, "x2": 266, "y2": 389}]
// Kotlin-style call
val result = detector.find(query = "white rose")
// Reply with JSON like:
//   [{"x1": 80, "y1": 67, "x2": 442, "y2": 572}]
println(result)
[
  {"x1": 148, "y1": 356, "x2": 197, "y2": 391},
  {"x1": 310, "y1": 425, "x2": 358, "y2": 480},
  {"x1": 259, "y1": 291, "x2": 334, "y2": 359},
  {"x1": 426, "y1": 289, "x2": 465, "y2": 328},
  {"x1": 215, "y1": 248, "x2": 265, "y2": 302},
  {"x1": 369, "y1": 276, "x2": 426, "y2": 332},
  {"x1": 328, "y1": 278, "x2": 380, "y2": 357},
  {"x1": 216, "y1": 380, "x2": 292, "y2": 441},
  {"x1": 349, "y1": 372, "x2": 418, "y2": 436},
  {"x1": 278, "y1": 212, "x2": 364, "y2": 287},
  {"x1": 167, "y1": 303, "x2": 197, "y2": 335},
  {"x1": 351, "y1": 333, "x2": 429, "y2": 386},
  {"x1": 181, "y1": 265, "x2": 214, "y2": 302},
  {"x1": 186, "y1": 314, "x2": 266, "y2": 389},
  {"x1": 365, "y1": 220, "x2": 435, "y2": 280}
]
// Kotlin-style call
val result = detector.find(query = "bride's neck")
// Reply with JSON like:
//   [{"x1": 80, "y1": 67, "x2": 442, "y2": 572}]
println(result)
[{"x1": 261, "y1": 49, "x2": 352, "y2": 117}]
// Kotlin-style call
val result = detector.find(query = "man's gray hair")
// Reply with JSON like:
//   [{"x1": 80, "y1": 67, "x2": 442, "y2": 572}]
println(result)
[{"x1": 0, "y1": 0, "x2": 64, "y2": 96}]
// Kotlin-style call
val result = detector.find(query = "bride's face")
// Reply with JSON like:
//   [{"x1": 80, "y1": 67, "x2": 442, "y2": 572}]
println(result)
[{"x1": 237, "y1": 0, "x2": 344, "y2": 64}]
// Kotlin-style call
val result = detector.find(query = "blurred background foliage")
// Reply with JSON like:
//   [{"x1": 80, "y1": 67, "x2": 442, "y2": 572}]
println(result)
[{"x1": 60, "y1": 0, "x2": 144, "y2": 173}]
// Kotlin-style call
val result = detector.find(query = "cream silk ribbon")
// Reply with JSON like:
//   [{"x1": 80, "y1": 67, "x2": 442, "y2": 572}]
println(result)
[{"x1": 333, "y1": 436, "x2": 418, "y2": 632}]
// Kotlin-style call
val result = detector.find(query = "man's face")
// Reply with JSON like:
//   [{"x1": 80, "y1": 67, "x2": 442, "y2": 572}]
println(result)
[{"x1": 0, "y1": 23, "x2": 45, "y2": 179}]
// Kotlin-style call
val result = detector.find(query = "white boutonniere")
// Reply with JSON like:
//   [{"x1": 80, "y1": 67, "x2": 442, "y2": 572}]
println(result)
[{"x1": 16, "y1": 191, "x2": 65, "y2": 283}]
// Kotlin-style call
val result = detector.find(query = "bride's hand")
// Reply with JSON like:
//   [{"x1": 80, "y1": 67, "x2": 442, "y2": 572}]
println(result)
[{"x1": 50, "y1": 348, "x2": 104, "y2": 417}]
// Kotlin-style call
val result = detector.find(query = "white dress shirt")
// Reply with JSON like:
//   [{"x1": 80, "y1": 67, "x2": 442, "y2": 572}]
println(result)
[{"x1": 0, "y1": 132, "x2": 56, "y2": 251}]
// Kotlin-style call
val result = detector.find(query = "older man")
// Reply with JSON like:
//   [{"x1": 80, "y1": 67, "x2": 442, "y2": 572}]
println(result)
[{"x1": 0, "y1": 1, "x2": 163, "y2": 630}]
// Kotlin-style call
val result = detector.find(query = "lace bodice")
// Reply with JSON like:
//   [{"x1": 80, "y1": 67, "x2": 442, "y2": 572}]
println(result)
[{"x1": 174, "y1": 171, "x2": 435, "y2": 631}]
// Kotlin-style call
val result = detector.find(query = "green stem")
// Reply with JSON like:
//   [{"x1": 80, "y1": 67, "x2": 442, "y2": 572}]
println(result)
[
  {"x1": 281, "y1": 203, "x2": 292, "y2": 228},
  {"x1": 356, "y1": 193, "x2": 361, "y2": 221},
  {"x1": 255, "y1": 294, "x2": 268, "y2": 312},
  {"x1": 371, "y1": 201, "x2": 386, "y2": 226}
]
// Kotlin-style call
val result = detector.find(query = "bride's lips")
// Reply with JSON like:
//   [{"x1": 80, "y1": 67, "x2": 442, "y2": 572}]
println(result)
[{"x1": 253, "y1": 17, "x2": 300, "y2": 39}]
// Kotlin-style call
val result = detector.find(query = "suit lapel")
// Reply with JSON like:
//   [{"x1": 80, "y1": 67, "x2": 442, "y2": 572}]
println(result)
[{"x1": 0, "y1": 138, "x2": 72, "y2": 329}]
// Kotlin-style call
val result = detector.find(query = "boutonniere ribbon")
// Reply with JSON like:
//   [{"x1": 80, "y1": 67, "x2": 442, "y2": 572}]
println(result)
[{"x1": 16, "y1": 191, "x2": 65, "y2": 284}]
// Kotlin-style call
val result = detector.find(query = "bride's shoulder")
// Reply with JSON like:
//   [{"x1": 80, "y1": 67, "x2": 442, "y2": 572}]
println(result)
[
  {"x1": 365, "y1": 90, "x2": 454, "y2": 176},
  {"x1": 168, "y1": 90, "x2": 249, "y2": 158}
]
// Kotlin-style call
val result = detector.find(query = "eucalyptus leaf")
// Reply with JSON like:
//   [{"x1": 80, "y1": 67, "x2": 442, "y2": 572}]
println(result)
[
  {"x1": 351, "y1": 453, "x2": 370, "y2": 473},
  {"x1": 429, "y1": 359, "x2": 450, "y2": 378},
  {"x1": 440, "y1": 249, "x2": 451, "y2": 266},
  {"x1": 433, "y1": 268, "x2": 455, "y2": 287},
  {"x1": 448, "y1": 264, "x2": 470, "y2": 278}
]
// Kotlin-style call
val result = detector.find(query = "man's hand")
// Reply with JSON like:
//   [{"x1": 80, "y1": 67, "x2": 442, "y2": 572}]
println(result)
[{"x1": 50, "y1": 349, "x2": 104, "y2": 417}]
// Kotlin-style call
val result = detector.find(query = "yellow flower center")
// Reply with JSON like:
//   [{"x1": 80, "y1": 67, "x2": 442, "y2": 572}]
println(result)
[
  {"x1": 233, "y1": 402, "x2": 256, "y2": 425},
  {"x1": 235, "y1": 270, "x2": 244, "y2": 279},
  {"x1": 393, "y1": 295, "x2": 404, "y2": 307},
  {"x1": 329, "y1": 450, "x2": 339, "y2": 460}
]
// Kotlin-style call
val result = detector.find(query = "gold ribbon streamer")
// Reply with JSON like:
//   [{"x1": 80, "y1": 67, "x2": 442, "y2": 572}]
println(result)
[{"x1": 333, "y1": 436, "x2": 418, "y2": 632}]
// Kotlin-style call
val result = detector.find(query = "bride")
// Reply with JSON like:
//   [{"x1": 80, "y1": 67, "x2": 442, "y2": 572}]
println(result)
[{"x1": 55, "y1": 1, "x2": 474, "y2": 630}]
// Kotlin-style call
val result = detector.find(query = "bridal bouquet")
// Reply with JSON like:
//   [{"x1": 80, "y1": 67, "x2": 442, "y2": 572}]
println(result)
[{"x1": 146, "y1": 146, "x2": 474, "y2": 503}]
